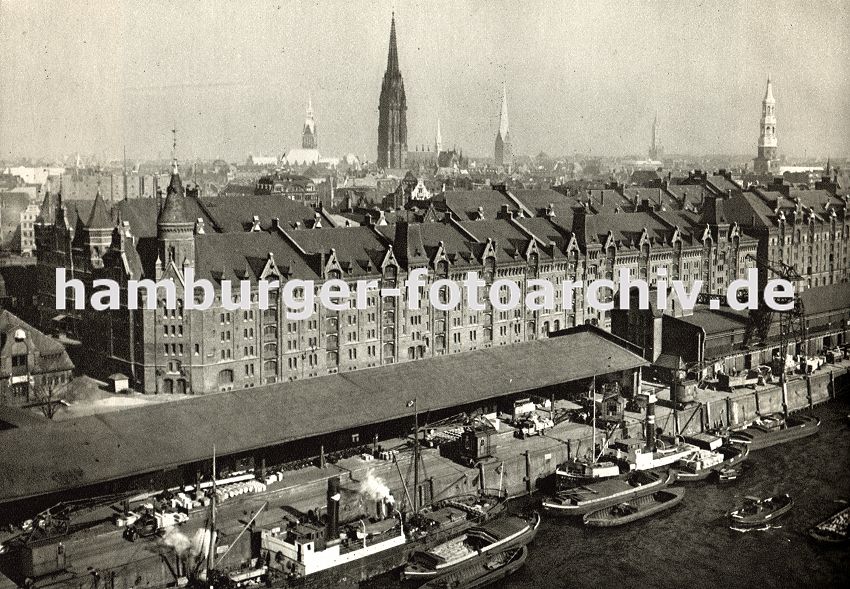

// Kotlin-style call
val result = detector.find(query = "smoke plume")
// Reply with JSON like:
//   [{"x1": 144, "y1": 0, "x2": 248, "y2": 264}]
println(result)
[
  {"x1": 360, "y1": 470, "x2": 394, "y2": 503},
  {"x1": 161, "y1": 528, "x2": 192, "y2": 555}
]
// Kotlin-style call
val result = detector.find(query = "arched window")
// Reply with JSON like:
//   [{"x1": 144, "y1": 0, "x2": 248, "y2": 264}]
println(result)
[
  {"x1": 263, "y1": 360, "x2": 277, "y2": 375},
  {"x1": 218, "y1": 369, "x2": 234, "y2": 384},
  {"x1": 263, "y1": 342, "x2": 277, "y2": 355},
  {"x1": 263, "y1": 324, "x2": 277, "y2": 339}
]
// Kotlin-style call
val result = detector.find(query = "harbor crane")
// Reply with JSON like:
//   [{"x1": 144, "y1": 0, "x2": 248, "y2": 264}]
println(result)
[{"x1": 742, "y1": 254, "x2": 807, "y2": 415}]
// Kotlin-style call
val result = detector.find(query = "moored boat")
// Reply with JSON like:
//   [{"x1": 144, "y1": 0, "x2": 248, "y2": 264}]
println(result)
[
  {"x1": 260, "y1": 480, "x2": 506, "y2": 588},
  {"x1": 416, "y1": 545, "x2": 528, "y2": 589},
  {"x1": 729, "y1": 494, "x2": 793, "y2": 528},
  {"x1": 728, "y1": 413, "x2": 820, "y2": 450},
  {"x1": 555, "y1": 458, "x2": 624, "y2": 489},
  {"x1": 808, "y1": 506, "x2": 850, "y2": 544},
  {"x1": 714, "y1": 465, "x2": 743, "y2": 483},
  {"x1": 582, "y1": 487, "x2": 685, "y2": 527},
  {"x1": 541, "y1": 469, "x2": 676, "y2": 516},
  {"x1": 402, "y1": 512, "x2": 540, "y2": 582},
  {"x1": 673, "y1": 443, "x2": 749, "y2": 481}
]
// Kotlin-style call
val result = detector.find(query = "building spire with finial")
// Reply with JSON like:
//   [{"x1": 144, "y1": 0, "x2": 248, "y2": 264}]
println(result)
[
  {"x1": 499, "y1": 83, "x2": 510, "y2": 138},
  {"x1": 387, "y1": 11, "x2": 399, "y2": 74}
]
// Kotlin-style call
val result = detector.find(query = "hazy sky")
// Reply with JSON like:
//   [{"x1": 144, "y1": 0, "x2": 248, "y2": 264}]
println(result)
[{"x1": 1, "y1": 0, "x2": 848, "y2": 162}]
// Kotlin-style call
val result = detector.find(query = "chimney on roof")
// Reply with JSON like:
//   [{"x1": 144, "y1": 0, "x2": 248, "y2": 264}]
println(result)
[
  {"x1": 476, "y1": 206, "x2": 485, "y2": 220},
  {"x1": 194, "y1": 217, "x2": 205, "y2": 235},
  {"x1": 251, "y1": 215, "x2": 261, "y2": 232},
  {"x1": 295, "y1": 221, "x2": 301, "y2": 229},
  {"x1": 498, "y1": 204, "x2": 511, "y2": 220},
  {"x1": 313, "y1": 212, "x2": 322, "y2": 228},
  {"x1": 545, "y1": 203, "x2": 555, "y2": 218}
]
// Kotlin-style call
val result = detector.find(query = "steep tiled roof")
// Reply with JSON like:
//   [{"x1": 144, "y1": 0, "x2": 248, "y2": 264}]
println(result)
[
  {"x1": 723, "y1": 192, "x2": 777, "y2": 228},
  {"x1": 193, "y1": 231, "x2": 319, "y2": 283},
  {"x1": 86, "y1": 191, "x2": 114, "y2": 229},
  {"x1": 435, "y1": 190, "x2": 516, "y2": 221},
  {"x1": 581, "y1": 211, "x2": 674, "y2": 247},
  {"x1": 287, "y1": 225, "x2": 388, "y2": 275},
  {"x1": 0, "y1": 309, "x2": 75, "y2": 375}
]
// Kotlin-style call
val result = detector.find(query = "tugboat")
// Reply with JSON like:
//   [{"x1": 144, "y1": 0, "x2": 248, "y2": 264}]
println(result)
[
  {"x1": 555, "y1": 392, "x2": 695, "y2": 489},
  {"x1": 582, "y1": 487, "x2": 685, "y2": 527},
  {"x1": 260, "y1": 481, "x2": 507, "y2": 588},
  {"x1": 808, "y1": 506, "x2": 850, "y2": 544},
  {"x1": 555, "y1": 376, "x2": 623, "y2": 488},
  {"x1": 728, "y1": 413, "x2": 820, "y2": 451},
  {"x1": 402, "y1": 512, "x2": 540, "y2": 583},
  {"x1": 416, "y1": 545, "x2": 528, "y2": 589},
  {"x1": 729, "y1": 494, "x2": 793, "y2": 528},
  {"x1": 542, "y1": 469, "x2": 676, "y2": 516}
]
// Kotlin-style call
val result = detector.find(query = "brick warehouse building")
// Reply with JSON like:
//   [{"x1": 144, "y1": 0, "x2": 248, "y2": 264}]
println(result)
[{"x1": 31, "y1": 160, "x2": 784, "y2": 395}]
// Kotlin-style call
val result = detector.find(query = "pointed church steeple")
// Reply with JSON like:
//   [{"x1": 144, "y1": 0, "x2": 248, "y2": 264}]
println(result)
[
  {"x1": 498, "y1": 84, "x2": 510, "y2": 138},
  {"x1": 649, "y1": 112, "x2": 662, "y2": 160},
  {"x1": 495, "y1": 84, "x2": 512, "y2": 168},
  {"x1": 302, "y1": 95, "x2": 317, "y2": 149},
  {"x1": 435, "y1": 118, "x2": 443, "y2": 154},
  {"x1": 387, "y1": 12, "x2": 400, "y2": 75},
  {"x1": 755, "y1": 76, "x2": 778, "y2": 174},
  {"x1": 377, "y1": 12, "x2": 408, "y2": 169}
]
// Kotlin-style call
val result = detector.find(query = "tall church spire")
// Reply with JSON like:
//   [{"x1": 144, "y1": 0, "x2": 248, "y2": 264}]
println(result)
[
  {"x1": 377, "y1": 12, "x2": 408, "y2": 169},
  {"x1": 754, "y1": 76, "x2": 777, "y2": 174},
  {"x1": 303, "y1": 95, "x2": 317, "y2": 149},
  {"x1": 499, "y1": 84, "x2": 510, "y2": 138},
  {"x1": 435, "y1": 118, "x2": 443, "y2": 154},
  {"x1": 387, "y1": 12, "x2": 400, "y2": 75},
  {"x1": 495, "y1": 84, "x2": 512, "y2": 168},
  {"x1": 649, "y1": 112, "x2": 663, "y2": 160}
]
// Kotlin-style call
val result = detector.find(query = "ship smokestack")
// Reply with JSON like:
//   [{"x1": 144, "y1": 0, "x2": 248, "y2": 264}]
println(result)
[
  {"x1": 376, "y1": 499, "x2": 386, "y2": 520},
  {"x1": 645, "y1": 393, "x2": 657, "y2": 451},
  {"x1": 326, "y1": 476, "x2": 341, "y2": 542}
]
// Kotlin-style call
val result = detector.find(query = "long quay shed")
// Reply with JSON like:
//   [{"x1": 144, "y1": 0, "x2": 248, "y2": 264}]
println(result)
[{"x1": 0, "y1": 326, "x2": 646, "y2": 506}]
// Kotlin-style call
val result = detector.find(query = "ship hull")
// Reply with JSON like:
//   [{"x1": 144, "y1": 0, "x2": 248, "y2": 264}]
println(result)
[
  {"x1": 402, "y1": 513, "x2": 540, "y2": 583},
  {"x1": 729, "y1": 415, "x2": 820, "y2": 451},
  {"x1": 541, "y1": 470, "x2": 675, "y2": 516},
  {"x1": 265, "y1": 495, "x2": 506, "y2": 588},
  {"x1": 583, "y1": 487, "x2": 685, "y2": 527},
  {"x1": 418, "y1": 545, "x2": 529, "y2": 589}
]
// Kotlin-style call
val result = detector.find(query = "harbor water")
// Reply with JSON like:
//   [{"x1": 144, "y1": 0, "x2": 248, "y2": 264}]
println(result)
[{"x1": 370, "y1": 395, "x2": 850, "y2": 589}]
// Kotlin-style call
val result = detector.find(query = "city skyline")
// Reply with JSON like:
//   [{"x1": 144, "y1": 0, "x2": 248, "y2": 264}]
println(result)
[{"x1": 1, "y1": 0, "x2": 849, "y2": 162}]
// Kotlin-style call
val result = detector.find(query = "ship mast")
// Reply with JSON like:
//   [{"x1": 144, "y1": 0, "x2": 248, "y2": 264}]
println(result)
[
  {"x1": 206, "y1": 445, "x2": 217, "y2": 579},
  {"x1": 411, "y1": 398, "x2": 419, "y2": 513},
  {"x1": 591, "y1": 375, "x2": 597, "y2": 462}
]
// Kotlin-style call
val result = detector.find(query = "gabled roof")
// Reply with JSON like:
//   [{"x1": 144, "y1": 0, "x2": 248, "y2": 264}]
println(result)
[
  {"x1": 0, "y1": 309, "x2": 74, "y2": 375},
  {"x1": 86, "y1": 191, "x2": 114, "y2": 230},
  {"x1": 434, "y1": 190, "x2": 516, "y2": 221}
]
